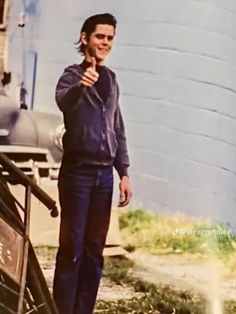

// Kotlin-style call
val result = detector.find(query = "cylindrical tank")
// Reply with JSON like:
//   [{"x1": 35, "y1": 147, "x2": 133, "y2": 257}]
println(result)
[
  {"x1": 93, "y1": 0, "x2": 236, "y2": 228},
  {"x1": 0, "y1": 104, "x2": 63, "y2": 164}
]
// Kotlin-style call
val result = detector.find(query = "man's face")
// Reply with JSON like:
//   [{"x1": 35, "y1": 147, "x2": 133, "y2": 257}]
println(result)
[{"x1": 81, "y1": 24, "x2": 115, "y2": 63}]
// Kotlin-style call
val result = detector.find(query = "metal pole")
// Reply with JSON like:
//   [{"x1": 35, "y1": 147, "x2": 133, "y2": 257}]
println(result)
[
  {"x1": 18, "y1": 11, "x2": 27, "y2": 109},
  {"x1": 17, "y1": 184, "x2": 31, "y2": 313}
]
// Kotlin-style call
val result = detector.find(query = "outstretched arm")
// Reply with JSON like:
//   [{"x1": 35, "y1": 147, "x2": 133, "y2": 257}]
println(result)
[
  {"x1": 56, "y1": 58, "x2": 99, "y2": 112},
  {"x1": 55, "y1": 66, "x2": 83, "y2": 113}
]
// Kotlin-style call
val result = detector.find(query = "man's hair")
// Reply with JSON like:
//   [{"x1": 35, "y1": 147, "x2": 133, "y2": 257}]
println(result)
[{"x1": 75, "y1": 13, "x2": 117, "y2": 55}]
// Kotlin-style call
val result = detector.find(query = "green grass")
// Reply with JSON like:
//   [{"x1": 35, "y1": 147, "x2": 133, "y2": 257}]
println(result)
[
  {"x1": 102, "y1": 255, "x2": 134, "y2": 285},
  {"x1": 119, "y1": 209, "x2": 236, "y2": 258},
  {"x1": 95, "y1": 257, "x2": 236, "y2": 314},
  {"x1": 96, "y1": 285, "x2": 205, "y2": 314}
]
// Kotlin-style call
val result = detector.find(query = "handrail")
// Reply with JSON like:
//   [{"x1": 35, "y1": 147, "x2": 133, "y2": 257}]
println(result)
[
  {"x1": 0, "y1": 169, "x2": 59, "y2": 314},
  {"x1": 0, "y1": 152, "x2": 58, "y2": 217}
]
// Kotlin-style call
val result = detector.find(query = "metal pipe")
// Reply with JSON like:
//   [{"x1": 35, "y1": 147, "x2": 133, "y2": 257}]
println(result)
[{"x1": 17, "y1": 185, "x2": 31, "y2": 313}]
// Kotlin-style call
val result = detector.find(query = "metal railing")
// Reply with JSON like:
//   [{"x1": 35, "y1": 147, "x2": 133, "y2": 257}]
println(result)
[{"x1": 0, "y1": 152, "x2": 58, "y2": 314}]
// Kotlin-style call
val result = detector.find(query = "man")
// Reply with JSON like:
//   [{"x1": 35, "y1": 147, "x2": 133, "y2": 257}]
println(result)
[{"x1": 53, "y1": 13, "x2": 132, "y2": 314}]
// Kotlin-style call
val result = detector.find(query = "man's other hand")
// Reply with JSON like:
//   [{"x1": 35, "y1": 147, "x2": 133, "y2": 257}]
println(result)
[{"x1": 118, "y1": 176, "x2": 132, "y2": 207}]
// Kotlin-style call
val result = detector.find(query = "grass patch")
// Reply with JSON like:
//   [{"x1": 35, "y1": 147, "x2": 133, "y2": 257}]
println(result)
[
  {"x1": 102, "y1": 255, "x2": 134, "y2": 285},
  {"x1": 119, "y1": 209, "x2": 236, "y2": 258},
  {"x1": 96, "y1": 257, "x2": 236, "y2": 314},
  {"x1": 34, "y1": 245, "x2": 57, "y2": 262}
]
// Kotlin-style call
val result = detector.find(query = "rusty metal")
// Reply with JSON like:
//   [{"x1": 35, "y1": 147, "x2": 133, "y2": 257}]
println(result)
[
  {"x1": 0, "y1": 216, "x2": 24, "y2": 283},
  {"x1": 0, "y1": 153, "x2": 58, "y2": 313}
]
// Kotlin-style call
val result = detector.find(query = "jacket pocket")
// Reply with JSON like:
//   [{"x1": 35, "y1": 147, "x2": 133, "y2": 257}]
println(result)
[{"x1": 79, "y1": 125, "x2": 100, "y2": 154}]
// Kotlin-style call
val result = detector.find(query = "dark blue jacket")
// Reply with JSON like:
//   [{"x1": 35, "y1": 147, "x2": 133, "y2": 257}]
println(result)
[{"x1": 55, "y1": 63, "x2": 130, "y2": 178}]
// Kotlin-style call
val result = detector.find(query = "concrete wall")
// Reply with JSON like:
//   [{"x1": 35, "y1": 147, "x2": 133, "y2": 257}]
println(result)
[{"x1": 8, "y1": 0, "x2": 236, "y2": 228}]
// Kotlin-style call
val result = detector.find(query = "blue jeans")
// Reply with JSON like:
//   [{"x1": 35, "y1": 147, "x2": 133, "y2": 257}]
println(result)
[{"x1": 53, "y1": 162, "x2": 113, "y2": 314}]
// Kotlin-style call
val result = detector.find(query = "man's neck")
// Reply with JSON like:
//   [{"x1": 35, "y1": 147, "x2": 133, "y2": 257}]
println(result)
[{"x1": 84, "y1": 55, "x2": 104, "y2": 66}]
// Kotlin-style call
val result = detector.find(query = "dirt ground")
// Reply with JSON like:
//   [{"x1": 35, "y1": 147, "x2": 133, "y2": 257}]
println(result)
[
  {"x1": 36, "y1": 248, "x2": 236, "y2": 305},
  {"x1": 129, "y1": 251, "x2": 236, "y2": 303},
  {"x1": 37, "y1": 251, "x2": 141, "y2": 301}
]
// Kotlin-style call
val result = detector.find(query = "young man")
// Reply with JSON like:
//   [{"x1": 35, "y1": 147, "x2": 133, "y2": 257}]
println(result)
[{"x1": 53, "y1": 13, "x2": 132, "y2": 314}]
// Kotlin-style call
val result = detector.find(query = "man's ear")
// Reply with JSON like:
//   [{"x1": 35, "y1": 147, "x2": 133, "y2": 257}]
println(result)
[{"x1": 80, "y1": 32, "x2": 88, "y2": 45}]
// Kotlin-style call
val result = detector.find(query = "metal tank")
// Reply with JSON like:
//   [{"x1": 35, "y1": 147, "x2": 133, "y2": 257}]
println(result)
[{"x1": 0, "y1": 91, "x2": 64, "y2": 181}]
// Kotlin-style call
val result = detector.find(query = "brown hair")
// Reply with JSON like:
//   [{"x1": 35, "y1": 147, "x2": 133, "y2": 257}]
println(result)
[{"x1": 75, "y1": 13, "x2": 117, "y2": 55}]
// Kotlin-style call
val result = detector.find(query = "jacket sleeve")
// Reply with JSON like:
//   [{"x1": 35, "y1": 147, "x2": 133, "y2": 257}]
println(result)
[
  {"x1": 113, "y1": 90, "x2": 130, "y2": 179},
  {"x1": 55, "y1": 65, "x2": 83, "y2": 113}
]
